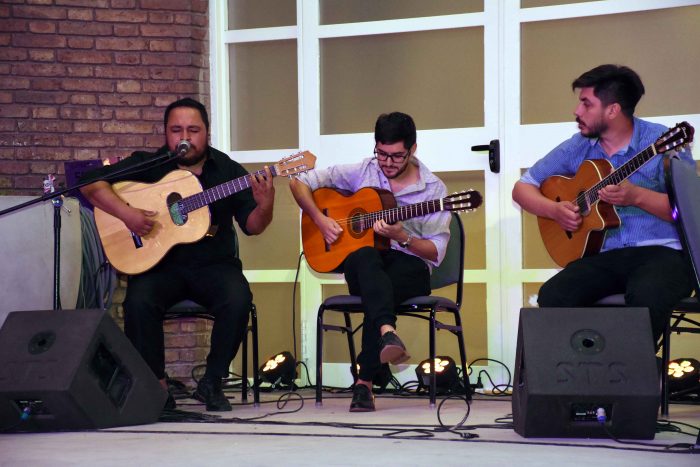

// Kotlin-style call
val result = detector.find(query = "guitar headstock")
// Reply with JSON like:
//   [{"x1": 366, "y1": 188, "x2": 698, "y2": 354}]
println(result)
[
  {"x1": 275, "y1": 151, "x2": 317, "y2": 177},
  {"x1": 655, "y1": 122, "x2": 695, "y2": 154},
  {"x1": 444, "y1": 189, "x2": 483, "y2": 212}
]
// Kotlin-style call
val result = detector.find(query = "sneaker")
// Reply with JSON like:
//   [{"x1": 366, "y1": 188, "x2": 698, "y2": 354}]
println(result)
[
  {"x1": 349, "y1": 384, "x2": 375, "y2": 412},
  {"x1": 193, "y1": 375, "x2": 232, "y2": 412},
  {"x1": 379, "y1": 331, "x2": 410, "y2": 365}
]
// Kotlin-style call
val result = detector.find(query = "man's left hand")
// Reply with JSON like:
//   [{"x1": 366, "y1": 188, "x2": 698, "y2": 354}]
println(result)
[
  {"x1": 598, "y1": 182, "x2": 639, "y2": 207},
  {"x1": 373, "y1": 219, "x2": 404, "y2": 241},
  {"x1": 251, "y1": 165, "x2": 275, "y2": 209}
]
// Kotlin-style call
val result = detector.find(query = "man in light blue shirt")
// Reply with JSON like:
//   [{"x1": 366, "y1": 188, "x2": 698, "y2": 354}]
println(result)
[
  {"x1": 291, "y1": 112, "x2": 451, "y2": 412},
  {"x1": 513, "y1": 64, "x2": 694, "y2": 343}
]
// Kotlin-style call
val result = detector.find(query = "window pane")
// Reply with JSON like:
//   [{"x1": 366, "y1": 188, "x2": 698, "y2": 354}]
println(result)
[
  {"x1": 228, "y1": 40, "x2": 298, "y2": 150},
  {"x1": 227, "y1": 0, "x2": 296, "y2": 29},
  {"x1": 321, "y1": 28, "x2": 484, "y2": 134},
  {"x1": 521, "y1": 0, "x2": 597, "y2": 8},
  {"x1": 320, "y1": 0, "x2": 483, "y2": 24},
  {"x1": 234, "y1": 283, "x2": 300, "y2": 374},
  {"x1": 436, "y1": 170, "x2": 485, "y2": 270},
  {"x1": 235, "y1": 162, "x2": 300, "y2": 270},
  {"x1": 521, "y1": 6, "x2": 700, "y2": 124}
]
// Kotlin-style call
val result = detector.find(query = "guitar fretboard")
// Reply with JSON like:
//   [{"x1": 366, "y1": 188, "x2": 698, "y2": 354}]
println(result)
[
  {"x1": 358, "y1": 199, "x2": 443, "y2": 231},
  {"x1": 579, "y1": 143, "x2": 657, "y2": 208},
  {"x1": 179, "y1": 166, "x2": 279, "y2": 213}
]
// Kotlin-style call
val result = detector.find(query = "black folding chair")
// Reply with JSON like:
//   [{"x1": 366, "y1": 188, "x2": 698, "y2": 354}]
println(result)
[{"x1": 315, "y1": 213, "x2": 470, "y2": 407}]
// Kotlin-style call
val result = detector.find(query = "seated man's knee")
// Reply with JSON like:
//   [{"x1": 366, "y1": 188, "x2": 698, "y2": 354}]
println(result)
[{"x1": 344, "y1": 246, "x2": 379, "y2": 268}]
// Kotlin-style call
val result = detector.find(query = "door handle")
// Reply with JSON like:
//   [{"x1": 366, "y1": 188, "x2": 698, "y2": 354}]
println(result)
[{"x1": 471, "y1": 139, "x2": 500, "y2": 173}]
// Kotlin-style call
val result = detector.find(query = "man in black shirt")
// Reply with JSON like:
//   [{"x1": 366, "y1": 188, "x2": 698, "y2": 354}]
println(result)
[{"x1": 81, "y1": 98, "x2": 275, "y2": 411}]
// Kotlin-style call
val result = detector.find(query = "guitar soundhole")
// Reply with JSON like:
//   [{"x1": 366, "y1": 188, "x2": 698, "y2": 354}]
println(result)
[
  {"x1": 348, "y1": 208, "x2": 367, "y2": 239},
  {"x1": 166, "y1": 192, "x2": 187, "y2": 226}
]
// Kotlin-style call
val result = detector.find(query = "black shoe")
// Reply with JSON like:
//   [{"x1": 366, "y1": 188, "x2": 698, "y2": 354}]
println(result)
[
  {"x1": 349, "y1": 384, "x2": 375, "y2": 412},
  {"x1": 193, "y1": 375, "x2": 232, "y2": 412},
  {"x1": 379, "y1": 331, "x2": 410, "y2": 365},
  {"x1": 163, "y1": 392, "x2": 176, "y2": 410}
]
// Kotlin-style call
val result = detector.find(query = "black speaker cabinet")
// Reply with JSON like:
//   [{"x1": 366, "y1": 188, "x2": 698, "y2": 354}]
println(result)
[
  {"x1": 512, "y1": 307, "x2": 659, "y2": 440},
  {"x1": 0, "y1": 309, "x2": 167, "y2": 431}
]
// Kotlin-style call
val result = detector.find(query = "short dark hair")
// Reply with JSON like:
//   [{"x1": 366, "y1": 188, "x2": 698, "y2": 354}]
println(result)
[
  {"x1": 374, "y1": 112, "x2": 416, "y2": 150},
  {"x1": 572, "y1": 64, "x2": 645, "y2": 118},
  {"x1": 163, "y1": 97, "x2": 210, "y2": 131}
]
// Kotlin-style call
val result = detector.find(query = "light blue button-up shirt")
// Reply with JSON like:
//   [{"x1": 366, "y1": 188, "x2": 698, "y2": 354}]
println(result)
[
  {"x1": 296, "y1": 156, "x2": 451, "y2": 268},
  {"x1": 520, "y1": 118, "x2": 694, "y2": 251}
]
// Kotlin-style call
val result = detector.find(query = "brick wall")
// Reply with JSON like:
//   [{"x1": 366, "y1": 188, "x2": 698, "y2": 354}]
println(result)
[
  {"x1": 0, "y1": 0, "x2": 211, "y2": 387},
  {"x1": 0, "y1": 0, "x2": 210, "y2": 194}
]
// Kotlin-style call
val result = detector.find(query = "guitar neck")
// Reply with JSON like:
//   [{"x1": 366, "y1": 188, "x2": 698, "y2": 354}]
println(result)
[
  {"x1": 181, "y1": 166, "x2": 279, "y2": 213},
  {"x1": 360, "y1": 199, "x2": 444, "y2": 231},
  {"x1": 582, "y1": 142, "x2": 657, "y2": 205}
]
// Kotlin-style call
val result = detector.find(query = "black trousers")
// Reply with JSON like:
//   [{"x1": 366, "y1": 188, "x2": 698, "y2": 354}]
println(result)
[
  {"x1": 343, "y1": 247, "x2": 431, "y2": 381},
  {"x1": 123, "y1": 257, "x2": 252, "y2": 380},
  {"x1": 538, "y1": 246, "x2": 693, "y2": 342}
]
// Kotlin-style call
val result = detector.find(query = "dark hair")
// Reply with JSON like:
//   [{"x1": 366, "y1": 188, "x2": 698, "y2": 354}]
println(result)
[
  {"x1": 571, "y1": 64, "x2": 645, "y2": 118},
  {"x1": 374, "y1": 112, "x2": 416, "y2": 149},
  {"x1": 163, "y1": 97, "x2": 210, "y2": 131}
]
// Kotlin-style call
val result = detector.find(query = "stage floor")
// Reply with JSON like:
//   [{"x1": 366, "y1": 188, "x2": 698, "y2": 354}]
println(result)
[{"x1": 1, "y1": 389, "x2": 698, "y2": 466}]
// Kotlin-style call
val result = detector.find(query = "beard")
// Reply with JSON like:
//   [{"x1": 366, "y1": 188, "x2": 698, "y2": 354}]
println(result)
[
  {"x1": 176, "y1": 146, "x2": 207, "y2": 166},
  {"x1": 381, "y1": 159, "x2": 410, "y2": 179},
  {"x1": 577, "y1": 117, "x2": 608, "y2": 139}
]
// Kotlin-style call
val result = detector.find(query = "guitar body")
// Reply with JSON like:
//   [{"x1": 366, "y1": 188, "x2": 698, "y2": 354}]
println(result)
[
  {"x1": 302, "y1": 187, "x2": 396, "y2": 273},
  {"x1": 94, "y1": 169, "x2": 210, "y2": 274},
  {"x1": 538, "y1": 159, "x2": 620, "y2": 267}
]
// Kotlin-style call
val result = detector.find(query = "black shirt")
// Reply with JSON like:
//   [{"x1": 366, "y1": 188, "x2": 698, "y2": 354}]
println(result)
[{"x1": 81, "y1": 145, "x2": 257, "y2": 269}]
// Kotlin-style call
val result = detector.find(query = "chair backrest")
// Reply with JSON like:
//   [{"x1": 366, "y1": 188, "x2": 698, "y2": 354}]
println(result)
[
  {"x1": 668, "y1": 157, "x2": 700, "y2": 295},
  {"x1": 429, "y1": 212, "x2": 465, "y2": 305}
]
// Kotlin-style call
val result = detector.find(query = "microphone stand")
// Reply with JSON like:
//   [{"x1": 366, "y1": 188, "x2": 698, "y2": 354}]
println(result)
[{"x1": 0, "y1": 149, "x2": 178, "y2": 311}]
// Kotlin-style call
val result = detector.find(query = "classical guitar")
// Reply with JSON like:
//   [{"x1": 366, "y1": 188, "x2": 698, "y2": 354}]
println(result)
[
  {"x1": 95, "y1": 151, "x2": 316, "y2": 274},
  {"x1": 301, "y1": 187, "x2": 482, "y2": 273},
  {"x1": 538, "y1": 121, "x2": 694, "y2": 267}
]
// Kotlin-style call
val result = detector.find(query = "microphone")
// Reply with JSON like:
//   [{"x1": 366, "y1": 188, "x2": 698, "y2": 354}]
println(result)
[{"x1": 174, "y1": 140, "x2": 191, "y2": 158}]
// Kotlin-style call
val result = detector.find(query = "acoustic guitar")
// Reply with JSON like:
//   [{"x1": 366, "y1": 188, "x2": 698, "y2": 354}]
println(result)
[
  {"x1": 95, "y1": 151, "x2": 316, "y2": 274},
  {"x1": 538, "y1": 121, "x2": 694, "y2": 267},
  {"x1": 301, "y1": 187, "x2": 482, "y2": 273}
]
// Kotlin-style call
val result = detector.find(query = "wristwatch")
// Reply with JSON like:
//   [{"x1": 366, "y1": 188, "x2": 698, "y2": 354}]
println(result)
[{"x1": 399, "y1": 233, "x2": 413, "y2": 249}]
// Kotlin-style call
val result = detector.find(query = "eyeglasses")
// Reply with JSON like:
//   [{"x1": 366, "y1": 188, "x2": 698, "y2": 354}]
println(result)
[{"x1": 373, "y1": 148, "x2": 410, "y2": 163}]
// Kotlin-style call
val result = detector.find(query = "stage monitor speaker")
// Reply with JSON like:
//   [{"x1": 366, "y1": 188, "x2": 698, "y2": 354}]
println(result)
[
  {"x1": 512, "y1": 307, "x2": 659, "y2": 440},
  {"x1": 0, "y1": 309, "x2": 167, "y2": 432}
]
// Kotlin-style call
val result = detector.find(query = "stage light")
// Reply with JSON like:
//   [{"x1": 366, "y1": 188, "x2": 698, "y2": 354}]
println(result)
[
  {"x1": 415, "y1": 356, "x2": 458, "y2": 392},
  {"x1": 260, "y1": 351, "x2": 296, "y2": 386},
  {"x1": 668, "y1": 358, "x2": 700, "y2": 394}
]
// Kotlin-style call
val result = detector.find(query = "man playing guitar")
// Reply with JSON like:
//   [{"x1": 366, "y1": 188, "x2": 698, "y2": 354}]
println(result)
[
  {"x1": 290, "y1": 112, "x2": 451, "y2": 411},
  {"x1": 81, "y1": 98, "x2": 275, "y2": 412},
  {"x1": 512, "y1": 64, "x2": 695, "y2": 343}
]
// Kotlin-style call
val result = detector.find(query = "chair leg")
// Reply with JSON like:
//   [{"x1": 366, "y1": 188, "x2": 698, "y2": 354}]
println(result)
[
  {"x1": 316, "y1": 306, "x2": 325, "y2": 407},
  {"x1": 251, "y1": 304, "x2": 260, "y2": 406},
  {"x1": 344, "y1": 312, "x2": 358, "y2": 381},
  {"x1": 241, "y1": 316, "x2": 249, "y2": 404},
  {"x1": 428, "y1": 307, "x2": 437, "y2": 407},
  {"x1": 453, "y1": 310, "x2": 471, "y2": 400},
  {"x1": 661, "y1": 320, "x2": 671, "y2": 417}
]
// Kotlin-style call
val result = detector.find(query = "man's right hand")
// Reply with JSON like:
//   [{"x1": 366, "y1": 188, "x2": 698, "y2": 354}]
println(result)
[
  {"x1": 315, "y1": 215, "x2": 343, "y2": 245},
  {"x1": 550, "y1": 201, "x2": 582, "y2": 232},
  {"x1": 124, "y1": 207, "x2": 157, "y2": 237}
]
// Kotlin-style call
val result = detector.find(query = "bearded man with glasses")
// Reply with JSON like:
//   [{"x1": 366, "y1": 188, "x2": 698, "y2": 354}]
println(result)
[{"x1": 290, "y1": 112, "x2": 451, "y2": 412}]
